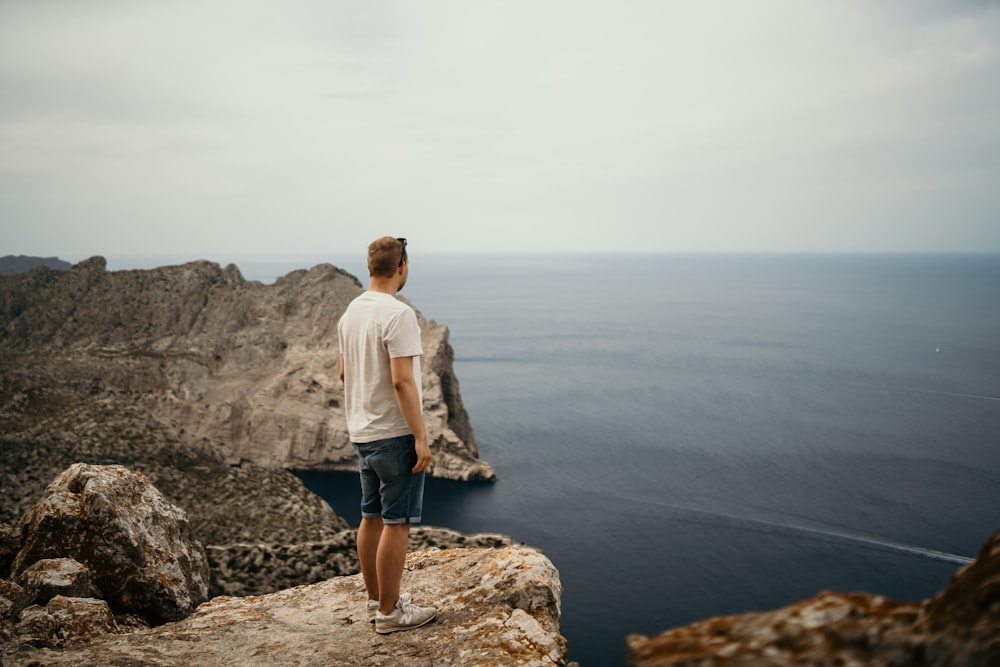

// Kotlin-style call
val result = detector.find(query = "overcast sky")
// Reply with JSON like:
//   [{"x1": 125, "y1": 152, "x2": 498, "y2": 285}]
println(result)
[{"x1": 2, "y1": 1, "x2": 999, "y2": 262}]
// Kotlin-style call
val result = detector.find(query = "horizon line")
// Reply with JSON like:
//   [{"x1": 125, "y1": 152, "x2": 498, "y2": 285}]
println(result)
[{"x1": 50, "y1": 248, "x2": 1000, "y2": 264}]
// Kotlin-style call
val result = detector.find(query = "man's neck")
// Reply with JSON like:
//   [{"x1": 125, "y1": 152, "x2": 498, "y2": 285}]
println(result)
[{"x1": 368, "y1": 277, "x2": 398, "y2": 296}]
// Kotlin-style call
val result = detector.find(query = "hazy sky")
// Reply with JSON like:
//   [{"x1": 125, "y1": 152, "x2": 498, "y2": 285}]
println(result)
[{"x1": 2, "y1": 1, "x2": 999, "y2": 260}]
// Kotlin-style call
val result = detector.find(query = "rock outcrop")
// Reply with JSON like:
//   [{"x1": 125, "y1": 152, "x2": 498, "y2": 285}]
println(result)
[
  {"x1": 0, "y1": 256, "x2": 493, "y2": 482},
  {"x1": 626, "y1": 529, "x2": 1000, "y2": 667},
  {"x1": 6, "y1": 545, "x2": 569, "y2": 666},
  {"x1": 1, "y1": 465, "x2": 541, "y2": 662}
]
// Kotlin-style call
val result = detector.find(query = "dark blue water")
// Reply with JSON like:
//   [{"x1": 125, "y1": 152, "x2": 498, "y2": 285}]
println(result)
[{"x1": 281, "y1": 253, "x2": 999, "y2": 666}]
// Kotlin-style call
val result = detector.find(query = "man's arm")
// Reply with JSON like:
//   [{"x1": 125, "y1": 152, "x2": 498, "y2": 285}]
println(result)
[{"x1": 389, "y1": 355, "x2": 431, "y2": 473}]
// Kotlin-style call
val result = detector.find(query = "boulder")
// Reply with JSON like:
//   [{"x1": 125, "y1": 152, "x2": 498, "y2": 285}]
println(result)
[
  {"x1": 0, "y1": 578, "x2": 27, "y2": 620},
  {"x1": 14, "y1": 604, "x2": 59, "y2": 649},
  {"x1": 13, "y1": 596, "x2": 118, "y2": 650},
  {"x1": 7, "y1": 545, "x2": 570, "y2": 667},
  {"x1": 13, "y1": 464, "x2": 209, "y2": 626},
  {"x1": 14, "y1": 559, "x2": 98, "y2": 607},
  {"x1": 47, "y1": 595, "x2": 118, "y2": 645}
]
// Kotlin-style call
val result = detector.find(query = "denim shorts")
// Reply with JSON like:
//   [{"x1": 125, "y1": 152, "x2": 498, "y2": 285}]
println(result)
[{"x1": 353, "y1": 434, "x2": 425, "y2": 525}]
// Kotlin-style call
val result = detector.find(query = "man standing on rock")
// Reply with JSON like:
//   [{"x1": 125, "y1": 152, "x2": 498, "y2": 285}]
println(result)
[{"x1": 338, "y1": 236, "x2": 437, "y2": 634}]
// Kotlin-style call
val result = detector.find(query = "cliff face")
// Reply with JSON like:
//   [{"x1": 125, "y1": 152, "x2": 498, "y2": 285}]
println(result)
[{"x1": 0, "y1": 256, "x2": 494, "y2": 481}]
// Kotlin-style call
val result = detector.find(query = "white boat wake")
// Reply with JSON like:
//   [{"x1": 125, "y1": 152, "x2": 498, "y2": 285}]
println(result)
[
  {"x1": 903, "y1": 388, "x2": 1000, "y2": 403},
  {"x1": 633, "y1": 498, "x2": 974, "y2": 565},
  {"x1": 845, "y1": 383, "x2": 1000, "y2": 403}
]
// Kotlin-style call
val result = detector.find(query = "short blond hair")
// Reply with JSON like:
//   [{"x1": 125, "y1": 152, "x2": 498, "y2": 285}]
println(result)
[{"x1": 367, "y1": 236, "x2": 406, "y2": 278}]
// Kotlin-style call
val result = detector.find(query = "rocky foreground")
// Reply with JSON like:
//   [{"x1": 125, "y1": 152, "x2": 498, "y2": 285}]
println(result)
[
  {"x1": 3, "y1": 463, "x2": 999, "y2": 666},
  {"x1": 626, "y1": 529, "x2": 1000, "y2": 666},
  {"x1": 7, "y1": 546, "x2": 566, "y2": 667},
  {"x1": 1, "y1": 464, "x2": 564, "y2": 666}
]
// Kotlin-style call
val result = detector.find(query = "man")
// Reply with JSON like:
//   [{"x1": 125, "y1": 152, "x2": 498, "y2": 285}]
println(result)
[{"x1": 337, "y1": 236, "x2": 437, "y2": 634}]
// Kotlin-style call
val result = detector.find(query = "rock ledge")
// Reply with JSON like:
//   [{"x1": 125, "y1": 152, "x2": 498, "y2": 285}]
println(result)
[{"x1": 8, "y1": 545, "x2": 569, "y2": 667}]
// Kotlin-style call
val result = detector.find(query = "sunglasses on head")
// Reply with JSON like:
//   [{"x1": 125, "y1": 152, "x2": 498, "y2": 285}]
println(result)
[{"x1": 397, "y1": 237, "x2": 407, "y2": 266}]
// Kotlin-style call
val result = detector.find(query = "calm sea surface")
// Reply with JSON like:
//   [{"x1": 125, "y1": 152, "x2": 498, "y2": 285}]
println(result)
[{"x1": 118, "y1": 252, "x2": 1000, "y2": 666}]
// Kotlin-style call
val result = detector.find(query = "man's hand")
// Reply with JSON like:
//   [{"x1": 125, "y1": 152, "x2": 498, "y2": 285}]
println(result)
[{"x1": 412, "y1": 437, "x2": 432, "y2": 473}]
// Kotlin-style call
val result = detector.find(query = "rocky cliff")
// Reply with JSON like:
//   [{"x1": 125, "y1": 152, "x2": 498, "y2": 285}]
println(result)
[
  {"x1": 1, "y1": 464, "x2": 567, "y2": 666},
  {"x1": 0, "y1": 256, "x2": 494, "y2": 548},
  {"x1": 0, "y1": 256, "x2": 493, "y2": 482}
]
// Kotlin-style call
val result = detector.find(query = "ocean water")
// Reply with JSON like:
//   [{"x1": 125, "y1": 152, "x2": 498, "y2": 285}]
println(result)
[{"x1": 113, "y1": 252, "x2": 1000, "y2": 665}]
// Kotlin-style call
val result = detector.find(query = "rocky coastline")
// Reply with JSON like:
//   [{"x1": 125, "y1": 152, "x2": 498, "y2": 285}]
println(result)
[{"x1": 2, "y1": 258, "x2": 998, "y2": 665}]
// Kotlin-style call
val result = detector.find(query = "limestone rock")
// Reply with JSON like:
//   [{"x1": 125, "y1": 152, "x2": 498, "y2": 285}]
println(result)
[
  {"x1": 14, "y1": 559, "x2": 98, "y2": 607},
  {"x1": 14, "y1": 604, "x2": 59, "y2": 649},
  {"x1": 626, "y1": 529, "x2": 1000, "y2": 667},
  {"x1": 14, "y1": 596, "x2": 119, "y2": 650},
  {"x1": 13, "y1": 464, "x2": 209, "y2": 626},
  {"x1": 46, "y1": 595, "x2": 118, "y2": 646},
  {"x1": 0, "y1": 578, "x2": 27, "y2": 619},
  {"x1": 0, "y1": 257, "x2": 494, "y2": 482},
  {"x1": 7, "y1": 545, "x2": 570, "y2": 667},
  {"x1": 416, "y1": 309, "x2": 495, "y2": 482}
]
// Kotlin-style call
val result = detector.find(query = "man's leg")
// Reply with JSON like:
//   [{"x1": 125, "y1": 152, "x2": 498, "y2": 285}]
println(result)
[
  {"x1": 377, "y1": 521, "x2": 411, "y2": 615},
  {"x1": 357, "y1": 517, "x2": 384, "y2": 602}
]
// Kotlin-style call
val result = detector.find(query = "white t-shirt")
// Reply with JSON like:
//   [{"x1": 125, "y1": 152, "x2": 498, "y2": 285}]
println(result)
[{"x1": 337, "y1": 291, "x2": 423, "y2": 443}]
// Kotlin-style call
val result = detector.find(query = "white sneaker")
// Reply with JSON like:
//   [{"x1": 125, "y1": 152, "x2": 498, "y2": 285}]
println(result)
[
  {"x1": 368, "y1": 592, "x2": 411, "y2": 621},
  {"x1": 374, "y1": 596, "x2": 437, "y2": 634}
]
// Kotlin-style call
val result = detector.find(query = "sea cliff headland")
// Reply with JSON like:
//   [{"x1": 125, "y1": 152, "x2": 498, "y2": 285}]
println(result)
[
  {"x1": 1, "y1": 257, "x2": 494, "y2": 526},
  {"x1": 1, "y1": 258, "x2": 997, "y2": 665}
]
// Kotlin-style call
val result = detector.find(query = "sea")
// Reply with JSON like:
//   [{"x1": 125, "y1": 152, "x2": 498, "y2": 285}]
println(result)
[{"x1": 111, "y1": 252, "x2": 1000, "y2": 666}]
